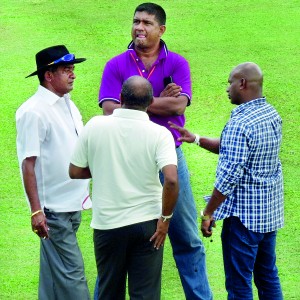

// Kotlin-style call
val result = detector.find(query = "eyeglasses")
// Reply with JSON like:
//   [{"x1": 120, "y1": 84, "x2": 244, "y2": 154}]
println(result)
[{"x1": 47, "y1": 53, "x2": 75, "y2": 66}]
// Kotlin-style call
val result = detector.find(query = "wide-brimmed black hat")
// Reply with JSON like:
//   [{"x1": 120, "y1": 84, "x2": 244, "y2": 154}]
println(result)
[{"x1": 26, "y1": 45, "x2": 86, "y2": 78}]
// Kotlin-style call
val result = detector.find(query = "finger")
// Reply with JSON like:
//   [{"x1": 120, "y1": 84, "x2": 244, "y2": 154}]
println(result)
[
  {"x1": 34, "y1": 222, "x2": 49, "y2": 238},
  {"x1": 153, "y1": 235, "x2": 165, "y2": 250},
  {"x1": 201, "y1": 221, "x2": 213, "y2": 237},
  {"x1": 164, "y1": 86, "x2": 181, "y2": 97},
  {"x1": 168, "y1": 121, "x2": 180, "y2": 130},
  {"x1": 201, "y1": 228, "x2": 212, "y2": 237},
  {"x1": 149, "y1": 232, "x2": 157, "y2": 242},
  {"x1": 169, "y1": 91, "x2": 181, "y2": 98}
]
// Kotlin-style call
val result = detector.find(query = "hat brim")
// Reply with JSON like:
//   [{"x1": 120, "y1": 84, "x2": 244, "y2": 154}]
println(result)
[{"x1": 26, "y1": 58, "x2": 86, "y2": 78}]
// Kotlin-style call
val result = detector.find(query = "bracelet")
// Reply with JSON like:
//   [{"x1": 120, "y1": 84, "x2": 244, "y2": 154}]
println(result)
[
  {"x1": 31, "y1": 209, "x2": 43, "y2": 217},
  {"x1": 161, "y1": 213, "x2": 173, "y2": 222},
  {"x1": 200, "y1": 210, "x2": 210, "y2": 221},
  {"x1": 193, "y1": 134, "x2": 201, "y2": 146}
]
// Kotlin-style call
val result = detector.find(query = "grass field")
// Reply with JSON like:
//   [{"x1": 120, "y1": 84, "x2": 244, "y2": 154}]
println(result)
[{"x1": 1, "y1": 0, "x2": 299, "y2": 299}]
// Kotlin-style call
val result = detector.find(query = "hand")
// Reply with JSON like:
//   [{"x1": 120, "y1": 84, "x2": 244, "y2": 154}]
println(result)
[
  {"x1": 149, "y1": 218, "x2": 169, "y2": 250},
  {"x1": 201, "y1": 219, "x2": 216, "y2": 238},
  {"x1": 31, "y1": 212, "x2": 49, "y2": 239},
  {"x1": 160, "y1": 83, "x2": 182, "y2": 98},
  {"x1": 168, "y1": 121, "x2": 196, "y2": 143}
]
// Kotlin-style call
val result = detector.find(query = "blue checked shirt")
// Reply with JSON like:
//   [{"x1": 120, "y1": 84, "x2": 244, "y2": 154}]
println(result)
[{"x1": 214, "y1": 98, "x2": 284, "y2": 233}]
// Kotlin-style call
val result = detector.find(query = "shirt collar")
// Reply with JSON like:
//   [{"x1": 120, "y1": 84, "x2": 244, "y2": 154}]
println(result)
[
  {"x1": 38, "y1": 85, "x2": 70, "y2": 106},
  {"x1": 231, "y1": 97, "x2": 266, "y2": 118},
  {"x1": 127, "y1": 39, "x2": 168, "y2": 60},
  {"x1": 112, "y1": 108, "x2": 150, "y2": 121}
]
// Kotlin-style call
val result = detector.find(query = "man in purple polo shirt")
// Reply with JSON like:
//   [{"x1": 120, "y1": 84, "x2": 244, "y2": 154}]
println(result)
[
  {"x1": 99, "y1": 38, "x2": 190, "y2": 146},
  {"x1": 97, "y1": 3, "x2": 212, "y2": 300}
]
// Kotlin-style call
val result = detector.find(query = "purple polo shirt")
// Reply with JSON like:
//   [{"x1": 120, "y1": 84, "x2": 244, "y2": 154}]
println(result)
[{"x1": 99, "y1": 40, "x2": 192, "y2": 147}]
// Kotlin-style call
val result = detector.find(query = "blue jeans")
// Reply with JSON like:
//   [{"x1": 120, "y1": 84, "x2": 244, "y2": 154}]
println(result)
[
  {"x1": 160, "y1": 147, "x2": 212, "y2": 300},
  {"x1": 94, "y1": 147, "x2": 212, "y2": 300},
  {"x1": 222, "y1": 217, "x2": 283, "y2": 300}
]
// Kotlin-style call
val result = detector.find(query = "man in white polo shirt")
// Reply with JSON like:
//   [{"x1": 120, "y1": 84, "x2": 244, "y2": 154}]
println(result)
[
  {"x1": 16, "y1": 45, "x2": 90, "y2": 299},
  {"x1": 69, "y1": 75, "x2": 178, "y2": 300}
]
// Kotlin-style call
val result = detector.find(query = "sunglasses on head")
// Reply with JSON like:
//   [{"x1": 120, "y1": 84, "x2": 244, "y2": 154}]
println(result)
[{"x1": 47, "y1": 53, "x2": 75, "y2": 66}]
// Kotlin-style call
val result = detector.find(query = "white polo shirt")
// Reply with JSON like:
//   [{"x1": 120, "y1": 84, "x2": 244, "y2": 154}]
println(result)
[
  {"x1": 16, "y1": 85, "x2": 90, "y2": 212},
  {"x1": 71, "y1": 108, "x2": 177, "y2": 229}
]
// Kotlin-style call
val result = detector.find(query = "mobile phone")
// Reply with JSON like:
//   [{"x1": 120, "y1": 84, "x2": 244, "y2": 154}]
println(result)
[{"x1": 163, "y1": 76, "x2": 173, "y2": 87}]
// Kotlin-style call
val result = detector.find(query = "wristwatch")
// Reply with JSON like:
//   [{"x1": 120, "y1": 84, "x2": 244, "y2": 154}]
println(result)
[
  {"x1": 161, "y1": 213, "x2": 173, "y2": 222},
  {"x1": 193, "y1": 134, "x2": 201, "y2": 146},
  {"x1": 200, "y1": 210, "x2": 210, "y2": 221}
]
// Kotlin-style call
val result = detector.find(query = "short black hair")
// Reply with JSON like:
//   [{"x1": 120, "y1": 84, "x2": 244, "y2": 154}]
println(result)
[
  {"x1": 121, "y1": 76, "x2": 153, "y2": 109},
  {"x1": 134, "y1": 3, "x2": 166, "y2": 25}
]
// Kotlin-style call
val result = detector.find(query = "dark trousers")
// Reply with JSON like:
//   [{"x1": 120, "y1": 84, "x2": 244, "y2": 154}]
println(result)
[
  {"x1": 94, "y1": 219, "x2": 163, "y2": 300},
  {"x1": 222, "y1": 216, "x2": 283, "y2": 300},
  {"x1": 39, "y1": 209, "x2": 90, "y2": 300}
]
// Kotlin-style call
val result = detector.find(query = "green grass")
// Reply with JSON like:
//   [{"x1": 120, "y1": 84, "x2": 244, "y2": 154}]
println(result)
[{"x1": 1, "y1": 0, "x2": 300, "y2": 299}]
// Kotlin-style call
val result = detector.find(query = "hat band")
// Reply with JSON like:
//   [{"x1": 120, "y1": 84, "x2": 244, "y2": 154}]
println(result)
[{"x1": 47, "y1": 53, "x2": 75, "y2": 66}]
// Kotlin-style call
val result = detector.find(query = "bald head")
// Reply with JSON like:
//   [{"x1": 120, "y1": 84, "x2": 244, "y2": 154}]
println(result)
[
  {"x1": 121, "y1": 76, "x2": 153, "y2": 110},
  {"x1": 232, "y1": 62, "x2": 263, "y2": 86},
  {"x1": 227, "y1": 62, "x2": 263, "y2": 104}
]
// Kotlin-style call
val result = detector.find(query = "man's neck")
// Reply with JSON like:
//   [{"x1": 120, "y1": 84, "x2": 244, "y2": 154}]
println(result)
[
  {"x1": 122, "y1": 105, "x2": 147, "y2": 112},
  {"x1": 241, "y1": 93, "x2": 263, "y2": 104},
  {"x1": 134, "y1": 43, "x2": 161, "y2": 70}
]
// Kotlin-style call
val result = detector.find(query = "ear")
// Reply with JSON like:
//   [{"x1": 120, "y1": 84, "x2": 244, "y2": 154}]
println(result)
[
  {"x1": 44, "y1": 71, "x2": 52, "y2": 82},
  {"x1": 159, "y1": 25, "x2": 166, "y2": 37},
  {"x1": 240, "y1": 78, "x2": 246, "y2": 89}
]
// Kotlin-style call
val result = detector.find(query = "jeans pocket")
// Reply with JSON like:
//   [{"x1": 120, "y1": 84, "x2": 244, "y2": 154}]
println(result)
[{"x1": 240, "y1": 224, "x2": 263, "y2": 247}]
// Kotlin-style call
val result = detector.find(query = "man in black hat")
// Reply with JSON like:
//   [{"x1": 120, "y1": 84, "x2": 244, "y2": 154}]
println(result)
[{"x1": 16, "y1": 45, "x2": 91, "y2": 299}]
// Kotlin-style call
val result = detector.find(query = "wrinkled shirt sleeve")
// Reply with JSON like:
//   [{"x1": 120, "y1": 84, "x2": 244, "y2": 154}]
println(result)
[
  {"x1": 215, "y1": 121, "x2": 250, "y2": 195},
  {"x1": 16, "y1": 111, "x2": 47, "y2": 163}
]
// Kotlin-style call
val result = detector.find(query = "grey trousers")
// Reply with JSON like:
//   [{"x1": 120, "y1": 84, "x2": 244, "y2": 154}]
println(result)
[
  {"x1": 94, "y1": 219, "x2": 163, "y2": 300},
  {"x1": 39, "y1": 209, "x2": 90, "y2": 300}
]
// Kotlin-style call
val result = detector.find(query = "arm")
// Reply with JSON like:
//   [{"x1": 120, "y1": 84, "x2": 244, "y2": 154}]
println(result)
[
  {"x1": 102, "y1": 101, "x2": 121, "y2": 116},
  {"x1": 201, "y1": 187, "x2": 227, "y2": 237},
  {"x1": 147, "y1": 80, "x2": 189, "y2": 116},
  {"x1": 69, "y1": 163, "x2": 92, "y2": 179},
  {"x1": 168, "y1": 121, "x2": 220, "y2": 154},
  {"x1": 148, "y1": 94, "x2": 188, "y2": 116},
  {"x1": 22, "y1": 157, "x2": 49, "y2": 239},
  {"x1": 199, "y1": 137, "x2": 220, "y2": 154},
  {"x1": 102, "y1": 84, "x2": 188, "y2": 116},
  {"x1": 150, "y1": 164, "x2": 178, "y2": 249},
  {"x1": 99, "y1": 58, "x2": 123, "y2": 115},
  {"x1": 202, "y1": 123, "x2": 251, "y2": 237}
]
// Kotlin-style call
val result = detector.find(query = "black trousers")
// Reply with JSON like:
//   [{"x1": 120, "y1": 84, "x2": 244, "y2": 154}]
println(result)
[{"x1": 94, "y1": 219, "x2": 163, "y2": 300}]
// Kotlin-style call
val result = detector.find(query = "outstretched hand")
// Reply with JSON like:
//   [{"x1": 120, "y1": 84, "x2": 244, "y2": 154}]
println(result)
[{"x1": 168, "y1": 121, "x2": 195, "y2": 143}]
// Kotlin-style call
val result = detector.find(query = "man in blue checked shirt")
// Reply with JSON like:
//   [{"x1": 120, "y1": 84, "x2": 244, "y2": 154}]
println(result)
[{"x1": 170, "y1": 62, "x2": 284, "y2": 300}]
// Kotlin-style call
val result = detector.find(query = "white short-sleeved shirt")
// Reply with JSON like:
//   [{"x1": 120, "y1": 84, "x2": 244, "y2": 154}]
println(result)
[
  {"x1": 16, "y1": 85, "x2": 90, "y2": 212},
  {"x1": 71, "y1": 108, "x2": 177, "y2": 229}
]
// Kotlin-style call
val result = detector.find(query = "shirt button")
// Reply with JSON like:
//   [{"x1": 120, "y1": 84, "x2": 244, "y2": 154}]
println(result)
[{"x1": 142, "y1": 70, "x2": 145, "y2": 72}]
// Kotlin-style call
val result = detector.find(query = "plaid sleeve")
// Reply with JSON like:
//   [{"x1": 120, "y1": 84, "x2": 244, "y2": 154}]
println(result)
[{"x1": 215, "y1": 120, "x2": 250, "y2": 195}]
